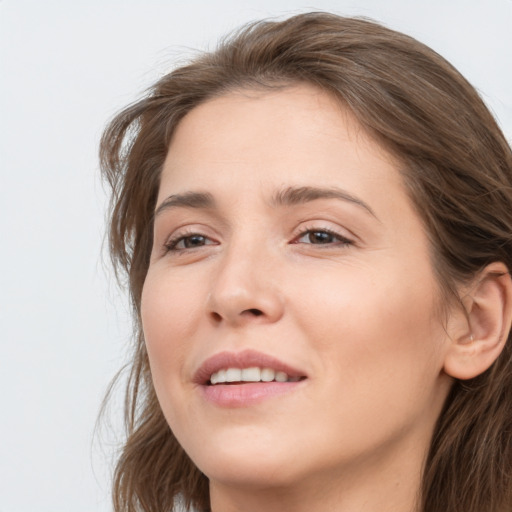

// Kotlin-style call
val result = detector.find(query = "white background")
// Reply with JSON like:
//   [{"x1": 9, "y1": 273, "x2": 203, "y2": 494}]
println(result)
[{"x1": 1, "y1": 1, "x2": 511, "y2": 511}]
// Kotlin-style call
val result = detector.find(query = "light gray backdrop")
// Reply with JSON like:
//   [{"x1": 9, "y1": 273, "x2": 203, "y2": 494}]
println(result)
[{"x1": 1, "y1": 1, "x2": 511, "y2": 511}]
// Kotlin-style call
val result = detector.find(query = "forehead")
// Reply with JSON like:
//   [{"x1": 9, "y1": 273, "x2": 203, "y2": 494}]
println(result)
[{"x1": 159, "y1": 84, "x2": 405, "y2": 215}]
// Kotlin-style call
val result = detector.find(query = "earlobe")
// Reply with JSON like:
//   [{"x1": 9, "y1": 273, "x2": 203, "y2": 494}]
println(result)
[{"x1": 443, "y1": 262, "x2": 512, "y2": 381}]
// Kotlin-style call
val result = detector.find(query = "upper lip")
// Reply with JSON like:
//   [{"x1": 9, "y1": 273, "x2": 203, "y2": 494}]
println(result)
[{"x1": 193, "y1": 349, "x2": 307, "y2": 385}]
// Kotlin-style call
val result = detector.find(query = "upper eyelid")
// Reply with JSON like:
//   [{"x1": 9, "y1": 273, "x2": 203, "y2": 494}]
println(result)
[
  {"x1": 153, "y1": 208, "x2": 229, "y2": 235},
  {"x1": 293, "y1": 228, "x2": 354, "y2": 245},
  {"x1": 293, "y1": 220, "x2": 356, "y2": 241},
  {"x1": 165, "y1": 230, "x2": 217, "y2": 247},
  {"x1": 160, "y1": 223, "x2": 219, "y2": 241},
  {"x1": 158, "y1": 218, "x2": 358, "y2": 246},
  {"x1": 166, "y1": 230, "x2": 353, "y2": 252}
]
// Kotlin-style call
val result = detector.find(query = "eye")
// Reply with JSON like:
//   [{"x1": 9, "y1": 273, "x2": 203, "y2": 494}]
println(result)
[
  {"x1": 293, "y1": 228, "x2": 352, "y2": 246},
  {"x1": 165, "y1": 233, "x2": 217, "y2": 252}
]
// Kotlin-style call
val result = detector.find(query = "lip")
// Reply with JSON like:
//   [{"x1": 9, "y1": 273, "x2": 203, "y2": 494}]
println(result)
[
  {"x1": 193, "y1": 349, "x2": 306, "y2": 384},
  {"x1": 194, "y1": 349, "x2": 307, "y2": 408}
]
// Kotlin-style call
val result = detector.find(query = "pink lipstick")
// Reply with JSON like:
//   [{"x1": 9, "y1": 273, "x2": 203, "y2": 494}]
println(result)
[{"x1": 194, "y1": 349, "x2": 307, "y2": 407}]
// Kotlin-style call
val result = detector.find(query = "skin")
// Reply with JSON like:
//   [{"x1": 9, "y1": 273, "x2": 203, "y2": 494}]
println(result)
[{"x1": 141, "y1": 84, "x2": 456, "y2": 512}]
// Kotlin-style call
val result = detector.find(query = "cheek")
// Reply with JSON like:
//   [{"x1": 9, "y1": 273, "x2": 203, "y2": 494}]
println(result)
[
  {"x1": 140, "y1": 269, "x2": 203, "y2": 391},
  {"x1": 291, "y1": 271, "x2": 447, "y2": 460},
  {"x1": 297, "y1": 261, "x2": 437, "y2": 334},
  {"x1": 293, "y1": 259, "x2": 445, "y2": 394}
]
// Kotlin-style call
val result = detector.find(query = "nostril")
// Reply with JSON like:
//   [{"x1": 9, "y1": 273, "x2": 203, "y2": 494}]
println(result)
[
  {"x1": 209, "y1": 308, "x2": 265, "y2": 323},
  {"x1": 211, "y1": 312, "x2": 222, "y2": 322},
  {"x1": 245, "y1": 308, "x2": 263, "y2": 316}
]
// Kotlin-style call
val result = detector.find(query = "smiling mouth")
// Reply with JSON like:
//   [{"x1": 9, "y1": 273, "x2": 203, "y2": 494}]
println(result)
[
  {"x1": 209, "y1": 367, "x2": 305, "y2": 385},
  {"x1": 197, "y1": 351, "x2": 307, "y2": 407}
]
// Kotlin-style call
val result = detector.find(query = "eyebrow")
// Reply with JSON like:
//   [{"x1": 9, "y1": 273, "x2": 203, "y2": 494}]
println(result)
[
  {"x1": 270, "y1": 186, "x2": 378, "y2": 218},
  {"x1": 154, "y1": 186, "x2": 377, "y2": 219},
  {"x1": 154, "y1": 191, "x2": 215, "y2": 218}
]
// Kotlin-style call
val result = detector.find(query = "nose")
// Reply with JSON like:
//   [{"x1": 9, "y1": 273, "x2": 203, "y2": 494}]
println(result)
[{"x1": 206, "y1": 240, "x2": 284, "y2": 327}]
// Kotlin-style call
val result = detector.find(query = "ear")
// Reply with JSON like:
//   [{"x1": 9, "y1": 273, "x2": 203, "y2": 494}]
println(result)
[{"x1": 443, "y1": 262, "x2": 512, "y2": 380}]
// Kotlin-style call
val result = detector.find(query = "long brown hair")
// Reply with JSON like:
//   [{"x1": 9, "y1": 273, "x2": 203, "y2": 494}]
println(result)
[{"x1": 100, "y1": 12, "x2": 512, "y2": 512}]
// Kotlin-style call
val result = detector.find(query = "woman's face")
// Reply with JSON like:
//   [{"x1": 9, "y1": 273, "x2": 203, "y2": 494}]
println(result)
[{"x1": 141, "y1": 84, "x2": 453, "y2": 494}]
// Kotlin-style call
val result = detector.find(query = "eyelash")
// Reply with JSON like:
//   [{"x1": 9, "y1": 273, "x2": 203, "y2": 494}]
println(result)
[
  {"x1": 164, "y1": 230, "x2": 217, "y2": 253},
  {"x1": 292, "y1": 227, "x2": 353, "y2": 247},
  {"x1": 163, "y1": 226, "x2": 352, "y2": 254}
]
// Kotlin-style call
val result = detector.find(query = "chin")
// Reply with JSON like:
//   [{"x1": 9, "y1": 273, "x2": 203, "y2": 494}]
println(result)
[
  {"x1": 201, "y1": 456, "x2": 301, "y2": 490},
  {"x1": 184, "y1": 429, "x2": 305, "y2": 489}
]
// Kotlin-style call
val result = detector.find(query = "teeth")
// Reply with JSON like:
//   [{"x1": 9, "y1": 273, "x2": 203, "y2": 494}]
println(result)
[
  {"x1": 225, "y1": 368, "x2": 242, "y2": 382},
  {"x1": 241, "y1": 367, "x2": 261, "y2": 381},
  {"x1": 211, "y1": 369, "x2": 226, "y2": 384},
  {"x1": 209, "y1": 367, "x2": 300, "y2": 384},
  {"x1": 275, "y1": 371, "x2": 288, "y2": 382},
  {"x1": 261, "y1": 368, "x2": 275, "y2": 382}
]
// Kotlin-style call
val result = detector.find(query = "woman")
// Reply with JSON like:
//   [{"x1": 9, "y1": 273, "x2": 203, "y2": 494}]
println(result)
[{"x1": 100, "y1": 12, "x2": 512, "y2": 512}]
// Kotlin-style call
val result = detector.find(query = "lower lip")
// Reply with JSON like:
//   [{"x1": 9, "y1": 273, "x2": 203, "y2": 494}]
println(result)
[{"x1": 201, "y1": 381, "x2": 304, "y2": 407}]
